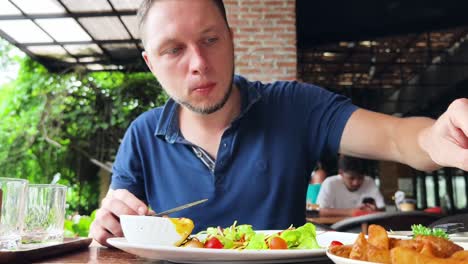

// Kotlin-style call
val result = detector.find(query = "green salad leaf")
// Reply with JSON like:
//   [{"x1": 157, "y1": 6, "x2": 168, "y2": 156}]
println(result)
[
  {"x1": 245, "y1": 233, "x2": 268, "y2": 249},
  {"x1": 411, "y1": 224, "x2": 449, "y2": 239},
  {"x1": 296, "y1": 222, "x2": 320, "y2": 249},
  {"x1": 280, "y1": 223, "x2": 319, "y2": 249},
  {"x1": 237, "y1": 224, "x2": 255, "y2": 240},
  {"x1": 197, "y1": 221, "x2": 320, "y2": 250}
]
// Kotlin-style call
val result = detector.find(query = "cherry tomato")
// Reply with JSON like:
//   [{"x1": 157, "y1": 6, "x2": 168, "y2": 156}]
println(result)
[
  {"x1": 204, "y1": 237, "x2": 223, "y2": 249},
  {"x1": 269, "y1": 237, "x2": 288, "y2": 249},
  {"x1": 330, "y1": 240, "x2": 343, "y2": 247}
]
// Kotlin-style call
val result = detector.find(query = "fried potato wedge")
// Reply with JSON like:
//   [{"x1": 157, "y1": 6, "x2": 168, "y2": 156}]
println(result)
[
  {"x1": 390, "y1": 237, "x2": 424, "y2": 252},
  {"x1": 368, "y1": 224, "x2": 390, "y2": 250},
  {"x1": 328, "y1": 224, "x2": 468, "y2": 264},
  {"x1": 391, "y1": 247, "x2": 466, "y2": 264},
  {"x1": 349, "y1": 233, "x2": 368, "y2": 260},
  {"x1": 329, "y1": 244, "x2": 352, "y2": 258},
  {"x1": 450, "y1": 250, "x2": 468, "y2": 261},
  {"x1": 366, "y1": 244, "x2": 391, "y2": 264},
  {"x1": 414, "y1": 235, "x2": 463, "y2": 258}
]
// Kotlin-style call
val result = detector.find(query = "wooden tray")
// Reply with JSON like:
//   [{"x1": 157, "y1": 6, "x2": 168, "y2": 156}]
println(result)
[{"x1": 0, "y1": 237, "x2": 92, "y2": 263}]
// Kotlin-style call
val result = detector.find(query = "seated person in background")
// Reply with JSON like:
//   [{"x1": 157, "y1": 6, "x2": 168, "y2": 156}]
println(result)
[
  {"x1": 306, "y1": 163, "x2": 327, "y2": 210},
  {"x1": 316, "y1": 155, "x2": 385, "y2": 217}
]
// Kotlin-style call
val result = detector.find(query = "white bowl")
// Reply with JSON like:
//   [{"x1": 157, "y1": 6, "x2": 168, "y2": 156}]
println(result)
[
  {"x1": 120, "y1": 215, "x2": 194, "y2": 246},
  {"x1": 327, "y1": 248, "x2": 378, "y2": 264}
]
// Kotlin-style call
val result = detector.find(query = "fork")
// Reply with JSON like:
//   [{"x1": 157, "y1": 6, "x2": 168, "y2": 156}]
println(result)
[{"x1": 432, "y1": 223, "x2": 465, "y2": 234}]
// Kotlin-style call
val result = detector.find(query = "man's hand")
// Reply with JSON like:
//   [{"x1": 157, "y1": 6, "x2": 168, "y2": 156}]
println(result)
[
  {"x1": 90, "y1": 189, "x2": 149, "y2": 247},
  {"x1": 420, "y1": 98, "x2": 468, "y2": 171},
  {"x1": 359, "y1": 203, "x2": 377, "y2": 212}
]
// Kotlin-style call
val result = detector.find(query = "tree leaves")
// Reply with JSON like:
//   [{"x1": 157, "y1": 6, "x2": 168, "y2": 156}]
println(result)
[{"x1": 0, "y1": 41, "x2": 166, "y2": 215}]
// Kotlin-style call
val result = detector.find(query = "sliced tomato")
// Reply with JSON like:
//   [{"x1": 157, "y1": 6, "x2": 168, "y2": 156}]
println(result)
[
  {"x1": 204, "y1": 237, "x2": 223, "y2": 249},
  {"x1": 269, "y1": 237, "x2": 288, "y2": 249},
  {"x1": 330, "y1": 240, "x2": 343, "y2": 247}
]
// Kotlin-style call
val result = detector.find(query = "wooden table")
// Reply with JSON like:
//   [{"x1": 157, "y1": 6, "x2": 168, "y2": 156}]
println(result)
[{"x1": 35, "y1": 245, "x2": 334, "y2": 264}]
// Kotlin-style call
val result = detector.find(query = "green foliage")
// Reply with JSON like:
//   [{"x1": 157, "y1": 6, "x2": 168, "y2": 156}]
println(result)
[
  {"x1": 64, "y1": 210, "x2": 97, "y2": 237},
  {"x1": 0, "y1": 40, "x2": 167, "y2": 216}
]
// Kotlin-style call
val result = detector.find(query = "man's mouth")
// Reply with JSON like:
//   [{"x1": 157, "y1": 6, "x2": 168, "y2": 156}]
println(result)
[{"x1": 191, "y1": 82, "x2": 217, "y2": 93}]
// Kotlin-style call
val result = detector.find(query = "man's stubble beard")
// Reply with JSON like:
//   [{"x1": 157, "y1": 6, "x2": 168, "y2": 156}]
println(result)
[{"x1": 178, "y1": 67, "x2": 235, "y2": 115}]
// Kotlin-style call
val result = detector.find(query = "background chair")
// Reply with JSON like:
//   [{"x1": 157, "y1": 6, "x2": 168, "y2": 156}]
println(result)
[
  {"x1": 429, "y1": 213, "x2": 468, "y2": 232},
  {"x1": 331, "y1": 211, "x2": 442, "y2": 233}
]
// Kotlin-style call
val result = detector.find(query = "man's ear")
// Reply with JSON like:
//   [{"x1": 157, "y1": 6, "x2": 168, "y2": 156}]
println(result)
[{"x1": 142, "y1": 51, "x2": 154, "y2": 72}]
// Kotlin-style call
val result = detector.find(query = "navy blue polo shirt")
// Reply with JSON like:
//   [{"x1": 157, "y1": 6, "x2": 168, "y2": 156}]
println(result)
[{"x1": 111, "y1": 75, "x2": 357, "y2": 232}]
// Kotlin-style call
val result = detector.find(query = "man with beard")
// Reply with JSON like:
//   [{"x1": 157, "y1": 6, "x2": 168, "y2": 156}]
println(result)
[
  {"x1": 90, "y1": 0, "x2": 468, "y2": 247},
  {"x1": 316, "y1": 155, "x2": 385, "y2": 217}
]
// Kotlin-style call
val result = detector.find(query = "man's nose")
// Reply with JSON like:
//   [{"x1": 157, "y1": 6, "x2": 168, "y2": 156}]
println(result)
[{"x1": 189, "y1": 46, "x2": 209, "y2": 75}]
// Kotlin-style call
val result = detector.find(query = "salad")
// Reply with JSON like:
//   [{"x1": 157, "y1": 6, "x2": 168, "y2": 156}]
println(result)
[{"x1": 181, "y1": 221, "x2": 320, "y2": 250}]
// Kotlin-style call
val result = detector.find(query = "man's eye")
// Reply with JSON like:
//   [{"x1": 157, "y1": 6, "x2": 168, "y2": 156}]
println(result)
[
  {"x1": 164, "y1": 47, "x2": 182, "y2": 55},
  {"x1": 205, "y1": 37, "x2": 218, "y2": 45}
]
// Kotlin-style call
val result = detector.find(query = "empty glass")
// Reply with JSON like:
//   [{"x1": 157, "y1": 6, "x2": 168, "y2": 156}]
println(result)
[
  {"x1": 0, "y1": 177, "x2": 28, "y2": 250},
  {"x1": 22, "y1": 184, "x2": 67, "y2": 244}
]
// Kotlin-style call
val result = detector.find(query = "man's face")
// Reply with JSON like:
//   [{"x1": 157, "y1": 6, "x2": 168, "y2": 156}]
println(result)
[
  {"x1": 340, "y1": 171, "x2": 365, "y2": 192},
  {"x1": 142, "y1": 0, "x2": 235, "y2": 115}
]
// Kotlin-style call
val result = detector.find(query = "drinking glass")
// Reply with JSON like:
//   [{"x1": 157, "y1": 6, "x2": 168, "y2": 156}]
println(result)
[
  {"x1": 22, "y1": 184, "x2": 67, "y2": 244},
  {"x1": 0, "y1": 177, "x2": 28, "y2": 250}
]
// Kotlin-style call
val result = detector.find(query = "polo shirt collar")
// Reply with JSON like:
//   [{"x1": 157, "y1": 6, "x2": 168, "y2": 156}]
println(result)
[{"x1": 154, "y1": 75, "x2": 261, "y2": 142}]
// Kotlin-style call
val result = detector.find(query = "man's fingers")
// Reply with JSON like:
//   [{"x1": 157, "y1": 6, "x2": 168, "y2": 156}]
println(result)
[
  {"x1": 90, "y1": 189, "x2": 149, "y2": 248},
  {"x1": 456, "y1": 149, "x2": 468, "y2": 171},
  {"x1": 112, "y1": 189, "x2": 148, "y2": 215},
  {"x1": 95, "y1": 208, "x2": 124, "y2": 237},
  {"x1": 90, "y1": 220, "x2": 115, "y2": 248},
  {"x1": 449, "y1": 127, "x2": 468, "y2": 149},
  {"x1": 447, "y1": 98, "x2": 468, "y2": 148},
  {"x1": 102, "y1": 196, "x2": 140, "y2": 217},
  {"x1": 147, "y1": 209, "x2": 156, "y2": 216},
  {"x1": 449, "y1": 98, "x2": 468, "y2": 139},
  {"x1": 435, "y1": 140, "x2": 468, "y2": 171}
]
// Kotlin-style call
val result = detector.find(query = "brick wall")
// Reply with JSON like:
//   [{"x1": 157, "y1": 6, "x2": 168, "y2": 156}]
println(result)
[{"x1": 224, "y1": 0, "x2": 297, "y2": 82}]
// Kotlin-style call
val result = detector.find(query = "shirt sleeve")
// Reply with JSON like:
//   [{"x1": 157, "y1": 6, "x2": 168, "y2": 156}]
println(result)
[
  {"x1": 316, "y1": 179, "x2": 334, "y2": 208},
  {"x1": 286, "y1": 82, "x2": 358, "y2": 161},
  {"x1": 110, "y1": 122, "x2": 146, "y2": 201}
]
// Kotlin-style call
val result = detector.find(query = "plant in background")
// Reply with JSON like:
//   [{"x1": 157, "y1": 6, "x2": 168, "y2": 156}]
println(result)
[
  {"x1": 0, "y1": 40, "x2": 168, "y2": 216},
  {"x1": 64, "y1": 210, "x2": 97, "y2": 237}
]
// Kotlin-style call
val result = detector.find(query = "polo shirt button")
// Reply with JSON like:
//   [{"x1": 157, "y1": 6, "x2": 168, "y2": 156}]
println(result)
[{"x1": 223, "y1": 143, "x2": 227, "y2": 148}]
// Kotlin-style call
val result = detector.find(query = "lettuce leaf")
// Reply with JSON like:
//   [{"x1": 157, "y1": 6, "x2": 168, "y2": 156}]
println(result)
[
  {"x1": 280, "y1": 223, "x2": 320, "y2": 249},
  {"x1": 245, "y1": 233, "x2": 268, "y2": 249},
  {"x1": 411, "y1": 224, "x2": 449, "y2": 239}
]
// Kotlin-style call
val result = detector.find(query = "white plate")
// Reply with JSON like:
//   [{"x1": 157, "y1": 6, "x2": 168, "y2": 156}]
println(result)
[
  {"x1": 388, "y1": 231, "x2": 468, "y2": 242},
  {"x1": 107, "y1": 231, "x2": 359, "y2": 263},
  {"x1": 326, "y1": 249, "x2": 377, "y2": 264}
]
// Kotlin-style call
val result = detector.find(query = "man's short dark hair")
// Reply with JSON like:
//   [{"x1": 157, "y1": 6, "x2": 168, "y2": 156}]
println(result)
[
  {"x1": 338, "y1": 155, "x2": 368, "y2": 176},
  {"x1": 137, "y1": 0, "x2": 229, "y2": 46}
]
